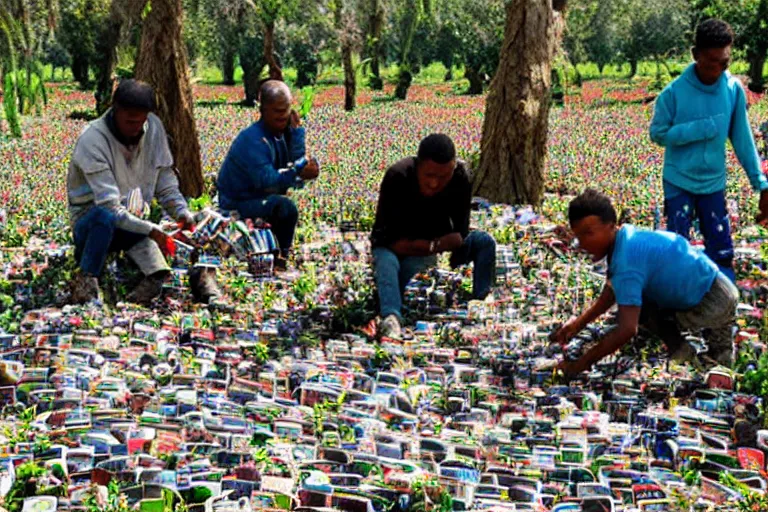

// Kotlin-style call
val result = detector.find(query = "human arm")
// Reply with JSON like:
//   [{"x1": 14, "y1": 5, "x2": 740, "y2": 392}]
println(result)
[
  {"x1": 238, "y1": 135, "x2": 303, "y2": 192},
  {"x1": 649, "y1": 90, "x2": 718, "y2": 147},
  {"x1": 557, "y1": 305, "x2": 641, "y2": 376},
  {"x1": 728, "y1": 85, "x2": 768, "y2": 222},
  {"x1": 72, "y1": 138, "x2": 158, "y2": 236},
  {"x1": 155, "y1": 167, "x2": 193, "y2": 226},
  {"x1": 552, "y1": 284, "x2": 616, "y2": 344}
]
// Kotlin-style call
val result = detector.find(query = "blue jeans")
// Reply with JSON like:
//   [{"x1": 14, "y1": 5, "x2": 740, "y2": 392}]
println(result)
[
  {"x1": 665, "y1": 188, "x2": 735, "y2": 282},
  {"x1": 74, "y1": 206, "x2": 146, "y2": 277},
  {"x1": 373, "y1": 231, "x2": 496, "y2": 319},
  {"x1": 220, "y1": 194, "x2": 298, "y2": 257}
]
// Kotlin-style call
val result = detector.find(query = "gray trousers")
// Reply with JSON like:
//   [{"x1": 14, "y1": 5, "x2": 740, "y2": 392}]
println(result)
[{"x1": 640, "y1": 273, "x2": 738, "y2": 365}]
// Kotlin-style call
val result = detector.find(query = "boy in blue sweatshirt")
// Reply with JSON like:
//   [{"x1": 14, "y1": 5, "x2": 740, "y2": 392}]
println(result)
[
  {"x1": 650, "y1": 19, "x2": 768, "y2": 282},
  {"x1": 217, "y1": 81, "x2": 320, "y2": 269}
]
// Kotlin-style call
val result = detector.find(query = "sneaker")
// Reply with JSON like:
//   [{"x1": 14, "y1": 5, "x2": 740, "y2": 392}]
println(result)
[
  {"x1": 127, "y1": 273, "x2": 166, "y2": 306},
  {"x1": 71, "y1": 273, "x2": 99, "y2": 304},
  {"x1": 189, "y1": 267, "x2": 221, "y2": 304},
  {"x1": 379, "y1": 314, "x2": 402, "y2": 339}
]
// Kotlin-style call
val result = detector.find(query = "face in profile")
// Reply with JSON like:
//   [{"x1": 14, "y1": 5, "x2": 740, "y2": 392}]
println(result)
[
  {"x1": 417, "y1": 159, "x2": 456, "y2": 198},
  {"x1": 571, "y1": 215, "x2": 616, "y2": 262}
]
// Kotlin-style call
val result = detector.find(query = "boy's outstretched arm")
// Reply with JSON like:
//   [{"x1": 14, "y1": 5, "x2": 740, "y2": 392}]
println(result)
[
  {"x1": 552, "y1": 284, "x2": 616, "y2": 344},
  {"x1": 650, "y1": 91, "x2": 718, "y2": 147},
  {"x1": 558, "y1": 305, "x2": 641, "y2": 376}
]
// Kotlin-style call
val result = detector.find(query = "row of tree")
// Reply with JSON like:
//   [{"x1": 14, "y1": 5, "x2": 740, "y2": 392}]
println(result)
[{"x1": 5, "y1": 0, "x2": 768, "y2": 123}]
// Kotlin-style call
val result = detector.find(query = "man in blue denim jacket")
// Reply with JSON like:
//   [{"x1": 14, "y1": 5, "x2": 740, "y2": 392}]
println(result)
[{"x1": 217, "y1": 81, "x2": 320, "y2": 268}]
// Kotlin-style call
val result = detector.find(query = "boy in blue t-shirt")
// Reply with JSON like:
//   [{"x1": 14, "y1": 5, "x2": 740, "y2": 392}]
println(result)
[
  {"x1": 650, "y1": 19, "x2": 768, "y2": 282},
  {"x1": 553, "y1": 189, "x2": 739, "y2": 377}
]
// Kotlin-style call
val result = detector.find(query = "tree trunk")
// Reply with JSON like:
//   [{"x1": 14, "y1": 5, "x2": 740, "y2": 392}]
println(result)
[
  {"x1": 341, "y1": 42, "x2": 356, "y2": 111},
  {"x1": 465, "y1": 65, "x2": 483, "y2": 95},
  {"x1": 263, "y1": 21, "x2": 283, "y2": 81},
  {"x1": 395, "y1": 0, "x2": 420, "y2": 100},
  {"x1": 134, "y1": 0, "x2": 204, "y2": 198},
  {"x1": 368, "y1": 0, "x2": 384, "y2": 90},
  {"x1": 628, "y1": 59, "x2": 638, "y2": 78},
  {"x1": 221, "y1": 47, "x2": 237, "y2": 85},
  {"x1": 239, "y1": 30, "x2": 264, "y2": 107},
  {"x1": 94, "y1": 0, "x2": 148, "y2": 115},
  {"x1": 472, "y1": 0, "x2": 564, "y2": 206},
  {"x1": 747, "y1": 51, "x2": 766, "y2": 93},
  {"x1": 71, "y1": 54, "x2": 90, "y2": 89}
]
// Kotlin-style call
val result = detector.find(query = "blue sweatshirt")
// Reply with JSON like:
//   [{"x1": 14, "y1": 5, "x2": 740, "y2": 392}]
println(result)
[
  {"x1": 650, "y1": 63, "x2": 768, "y2": 197},
  {"x1": 217, "y1": 120, "x2": 306, "y2": 203}
]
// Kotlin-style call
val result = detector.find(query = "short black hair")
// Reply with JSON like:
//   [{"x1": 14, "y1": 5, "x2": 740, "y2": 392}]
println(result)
[
  {"x1": 112, "y1": 79, "x2": 156, "y2": 111},
  {"x1": 695, "y1": 19, "x2": 733, "y2": 51},
  {"x1": 417, "y1": 134, "x2": 456, "y2": 164},
  {"x1": 568, "y1": 188, "x2": 617, "y2": 225}
]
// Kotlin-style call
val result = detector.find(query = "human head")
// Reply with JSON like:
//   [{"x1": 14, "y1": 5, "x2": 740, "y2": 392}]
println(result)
[
  {"x1": 112, "y1": 79, "x2": 155, "y2": 141},
  {"x1": 416, "y1": 134, "x2": 456, "y2": 198},
  {"x1": 568, "y1": 189, "x2": 618, "y2": 262},
  {"x1": 259, "y1": 80, "x2": 293, "y2": 135},
  {"x1": 693, "y1": 19, "x2": 733, "y2": 86}
]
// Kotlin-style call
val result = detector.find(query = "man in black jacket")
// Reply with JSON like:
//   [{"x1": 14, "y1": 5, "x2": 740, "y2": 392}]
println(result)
[{"x1": 370, "y1": 134, "x2": 496, "y2": 338}]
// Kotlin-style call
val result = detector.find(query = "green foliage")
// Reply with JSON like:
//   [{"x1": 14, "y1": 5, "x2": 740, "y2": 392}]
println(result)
[
  {"x1": 188, "y1": 193, "x2": 211, "y2": 212},
  {"x1": 299, "y1": 86, "x2": 316, "y2": 118},
  {"x1": 4, "y1": 462, "x2": 47, "y2": 512},
  {"x1": 57, "y1": 0, "x2": 111, "y2": 89},
  {"x1": 719, "y1": 472, "x2": 768, "y2": 511}
]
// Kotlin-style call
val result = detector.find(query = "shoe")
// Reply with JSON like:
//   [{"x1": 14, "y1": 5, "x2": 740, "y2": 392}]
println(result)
[
  {"x1": 127, "y1": 273, "x2": 166, "y2": 306},
  {"x1": 189, "y1": 267, "x2": 221, "y2": 304},
  {"x1": 274, "y1": 256, "x2": 288, "y2": 273},
  {"x1": 71, "y1": 273, "x2": 99, "y2": 304},
  {"x1": 705, "y1": 345, "x2": 734, "y2": 368},
  {"x1": 379, "y1": 314, "x2": 402, "y2": 339}
]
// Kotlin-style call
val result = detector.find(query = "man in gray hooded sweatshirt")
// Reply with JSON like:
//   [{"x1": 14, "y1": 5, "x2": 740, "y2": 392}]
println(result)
[{"x1": 67, "y1": 79, "x2": 217, "y2": 305}]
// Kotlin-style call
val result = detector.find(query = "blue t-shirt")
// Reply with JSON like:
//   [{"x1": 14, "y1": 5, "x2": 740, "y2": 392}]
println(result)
[{"x1": 608, "y1": 225, "x2": 718, "y2": 310}]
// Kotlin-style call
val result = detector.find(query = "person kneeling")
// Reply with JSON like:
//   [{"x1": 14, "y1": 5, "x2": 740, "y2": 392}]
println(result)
[
  {"x1": 370, "y1": 134, "x2": 496, "y2": 339},
  {"x1": 553, "y1": 189, "x2": 738, "y2": 378},
  {"x1": 68, "y1": 79, "x2": 219, "y2": 305},
  {"x1": 217, "y1": 80, "x2": 319, "y2": 270}
]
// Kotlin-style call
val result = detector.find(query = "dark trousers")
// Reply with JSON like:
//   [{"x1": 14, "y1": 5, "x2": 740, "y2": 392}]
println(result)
[{"x1": 665, "y1": 189, "x2": 735, "y2": 282}]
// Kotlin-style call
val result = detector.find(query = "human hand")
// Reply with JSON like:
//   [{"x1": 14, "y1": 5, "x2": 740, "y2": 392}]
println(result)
[
  {"x1": 551, "y1": 317, "x2": 582, "y2": 345},
  {"x1": 149, "y1": 228, "x2": 175, "y2": 256},
  {"x1": 300, "y1": 157, "x2": 320, "y2": 181},
  {"x1": 756, "y1": 190, "x2": 768, "y2": 225},
  {"x1": 179, "y1": 212, "x2": 196, "y2": 232},
  {"x1": 290, "y1": 109, "x2": 301, "y2": 129},
  {"x1": 556, "y1": 358, "x2": 588, "y2": 379},
  {"x1": 436, "y1": 233, "x2": 463, "y2": 253}
]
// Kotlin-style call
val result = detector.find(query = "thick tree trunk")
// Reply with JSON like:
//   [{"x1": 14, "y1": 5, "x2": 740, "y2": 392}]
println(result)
[
  {"x1": 342, "y1": 42, "x2": 356, "y2": 111},
  {"x1": 221, "y1": 47, "x2": 237, "y2": 86},
  {"x1": 94, "y1": 0, "x2": 148, "y2": 115},
  {"x1": 472, "y1": 0, "x2": 564, "y2": 206},
  {"x1": 264, "y1": 21, "x2": 283, "y2": 81},
  {"x1": 134, "y1": 0, "x2": 204, "y2": 198},
  {"x1": 747, "y1": 51, "x2": 766, "y2": 93}
]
